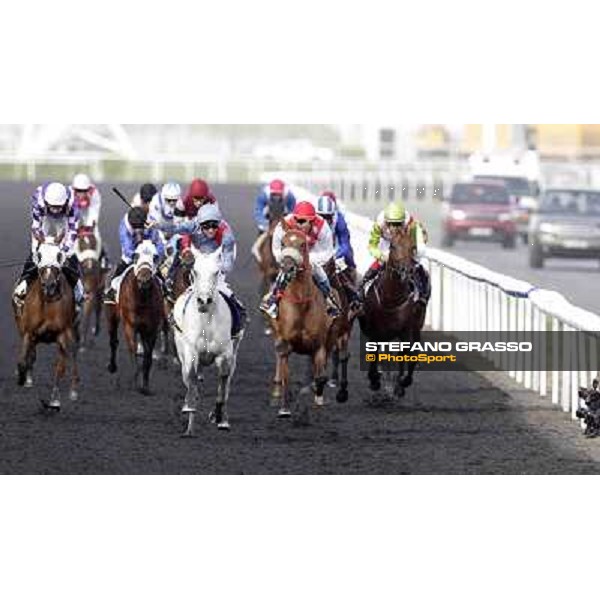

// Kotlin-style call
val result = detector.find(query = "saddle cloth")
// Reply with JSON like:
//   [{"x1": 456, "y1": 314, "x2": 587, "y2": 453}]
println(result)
[{"x1": 173, "y1": 288, "x2": 242, "y2": 339}]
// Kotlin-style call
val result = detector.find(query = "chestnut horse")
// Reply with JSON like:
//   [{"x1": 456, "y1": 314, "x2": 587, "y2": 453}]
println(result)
[
  {"x1": 106, "y1": 240, "x2": 164, "y2": 395},
  {"x1": 266, "y1": 224, "x2": 338, "y2": 417},
  {"x1": 75, "y1": 226, "x2": 106, "y2": 349},
  {"x1": 359, "y1": 228, "x2": 428, "y2": 398},
  {"x1": 13, "y1": 237, "x2": 79, "y2": 410}
]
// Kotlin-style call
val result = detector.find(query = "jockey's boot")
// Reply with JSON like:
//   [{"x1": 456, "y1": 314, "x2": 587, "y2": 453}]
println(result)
[
  {"x1": 360, "y1": 266, "x2": 381, "y2": 300},
  {"x1": 259, "y1": 293, "x2": 279, "y2": 320},
  {"x1": 164, "y1": 278, "x2": 176, "y2": 304},
  {"x1": 104, "y1": 286, "x2": 117, "y2": 305},
  {"x1": 412, "y1": 264, "x2": 431, "y2": 306},
  {"x1": 326, "y1": 292, "x2": 341, "y2": 319},
  {"x1": 233, "y1": 295, "x2": 249, "y2": 329},
  {"x1": 13, "y1": 279, "x2": 27, "y2": 309}
]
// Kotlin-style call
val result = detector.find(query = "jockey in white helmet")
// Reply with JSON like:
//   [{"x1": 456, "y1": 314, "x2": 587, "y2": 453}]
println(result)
[{"x1": 14, "y1": 182, "x2": 84, "y2": 307}]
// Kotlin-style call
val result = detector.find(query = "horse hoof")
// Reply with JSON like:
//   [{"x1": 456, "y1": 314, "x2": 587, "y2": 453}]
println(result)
[
  {"x1": 42, "y1": 400, "x2": 61, "y2": 412},
  {"x1": 25, "y1": 376, "x2": 34, "y2": 389},
  {"x1": 328, "y1": 379, "x2": 338, "y2": 389},
  {"x1": 69, "y1": 390, "x2": 79, "y2": 402},
  {"x1": 336, "y1": 389, "x2": 349, "y2": 404},
  {"x1": 138, "y1": 387, "x2": 152, "y2": 397},
  {"x1": 314, "y1": 396, "x2": 325, "y2": 407},
  {"x1": 264, "y1": 328, "x2": 273, "y2": 337},
  {"x1": 217, "y1": 421, "x2": 231, "y2": 431},
  {"x1": 107, "y1": 363, "x2": 117, "y2": 374},
  {"x1": 182, "y1": 406, "x2": 196, "y2": 415},
  {"x1": 79, "y1": 346, "x2": 87, "y2": 355},
  {"x1": 278, "y1": 408, "x2": 292, "y2": 419},
  {"x1": 369, "y1": 381, "x2": 381, "y2": 392}
]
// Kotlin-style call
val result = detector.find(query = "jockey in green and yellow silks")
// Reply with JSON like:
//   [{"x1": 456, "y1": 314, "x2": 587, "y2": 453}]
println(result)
[{"x1": 361, "y1": 201, "x2": 431, "y2": 305}]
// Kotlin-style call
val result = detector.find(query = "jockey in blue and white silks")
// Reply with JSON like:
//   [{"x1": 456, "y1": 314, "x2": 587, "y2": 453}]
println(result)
[
  {"x1": 14, "y1": 182, "x2": 83, "y2": 306},
  {"x1": 104, "y1": 207, "x2": 166, "y2": 304},
  {"x1": 314, "y1": 192, "x2": 362, "y2": 313},
  {"x1": 157, "y1": 204, "x2": 247, "y2": 332}
]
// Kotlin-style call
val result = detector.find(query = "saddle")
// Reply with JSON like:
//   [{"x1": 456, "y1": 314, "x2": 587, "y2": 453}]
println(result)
[
  {"x1": 173, "y1": 289, "x2": 244, "y2": 339},
  {"x1": 110, "y1": 266, "x2": 135, "y2": 304}
]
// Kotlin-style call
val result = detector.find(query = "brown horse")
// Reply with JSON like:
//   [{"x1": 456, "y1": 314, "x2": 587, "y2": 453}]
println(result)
[
  {"x1": 106, "y1": 240, "x2": 164, "y2": 396},
  {"x1": 266, "y1": 224, "x2": 338, "y2": 417},
  {"x1": 13, "y1": 238, "x2": 79, "y2": 410},
  {"x1": 323, "y1": 261, "x2": 358, "y2": 404},
  {"x1": 253, "y1": 200, "x2": 287, "y2": 334},
  {"x1": 76, "y1": 226, "x2": 106, "y2": 349},
  {"x1": 162, "y1": 246, "x2": 195, "y2": 363},
  {"x1": 359, "y1": 229, "x2": 428, "y2": 398}
]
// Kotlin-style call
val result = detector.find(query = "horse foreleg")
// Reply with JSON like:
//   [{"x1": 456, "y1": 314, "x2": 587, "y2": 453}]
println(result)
[
  {"x1": 312, "y1": 346, "x2": 328, "y2": 407},
  {"x1": 140, "y1": 332, "x2": 158, "y2": 396},
  {"x1": 123, "y1": 322, "x2": 139, "y2": 390},
  {"x1": 276, "y1": 347, "x2": 291, "y2": 418},
  {"x1": 329, "y1": 348, "x2": 340, "y2": 388},
  {"x1": 272, "y1": 340, "x2": 286, "y2": 406},
  {"x1": 336, "y1": 337, "x2": 350, "y2": 404},
  {"x1": 67, "y1": 328, "x2": 79, "y2": 402},
  {"x1": 180, "y1": 347, "x2": 198, "y2": 437},
  {"x1": 107, "y1": 306, "x2": 120, "y2": 374},
  {"x1": 80, "y1": 296, "x2": 94, "y2": 350},
  {"x1": 17, "y1": 334, "x2": 34, "y2": 388},
  {"x1": 213, "y1": 355, "x2": 233, "y2": 431},
  {"x1": 368, "y1": 343, "x2": 382, "y2": 392},
  {"x1": 399, "y1": 330, "x2": 419, "y2": 395},
  {"x1": 46, "y1": 335, "x2": 68, "y2": 411},
  {"x1": 93, "y1": 290, "x2": 103, "y2": 337}
]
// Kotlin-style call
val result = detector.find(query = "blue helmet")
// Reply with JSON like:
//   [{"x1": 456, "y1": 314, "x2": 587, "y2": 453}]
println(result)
[
  {"x1": 316, "y1": 195, "x2": 337, "y2": 217},
  {"x1": 198, "y1": 204, "x2": 222, "y2": 225}
]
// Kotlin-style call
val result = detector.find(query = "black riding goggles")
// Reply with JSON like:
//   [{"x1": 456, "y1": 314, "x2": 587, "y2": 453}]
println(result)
[{"x1": 201, "y1": 221, "x2": 220, "y2": 231}]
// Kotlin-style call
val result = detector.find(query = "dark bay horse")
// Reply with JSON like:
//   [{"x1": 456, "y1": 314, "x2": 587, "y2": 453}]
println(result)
[
  {"x1": 253, "y1": 198, "x2": 287, "y2": 335},
  {"x1": 359, "y1": 229, "x2": 429, "y2": 398},
  {"x1": 106, "y1": 240, "x2": 164, "y2": 395},
  {"x1": 75, "y1": 226, "x2": 106, "y2": 349},
  {"x1": 266, "y1": 224, "x2": 338, "y2": 417},
  {"x1": 13, "y1": 239, "x2": 79, "y2": 410},
  {"x1": 162, "y1": 245, "x2": 195, "y2": 363},
  {"x1": 323, "y1": 260, "x2": 358, "y2": 404}
]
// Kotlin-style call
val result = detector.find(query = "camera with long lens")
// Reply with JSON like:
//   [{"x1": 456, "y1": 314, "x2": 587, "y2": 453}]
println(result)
[{"x1": 577, "y1": 380, "x2": 600, "y2": 437}]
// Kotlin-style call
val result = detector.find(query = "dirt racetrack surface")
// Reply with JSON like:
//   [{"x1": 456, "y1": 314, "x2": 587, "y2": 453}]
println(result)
[{"x1": 1, "y1": 181, "x2": 600, "y2": 474}]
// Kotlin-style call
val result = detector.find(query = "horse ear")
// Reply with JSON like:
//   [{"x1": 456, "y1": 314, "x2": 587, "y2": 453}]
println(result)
[
  {"x1": 281, "y1": 219, "x2": 290, "y2": 232},
  {"x1": 56, "y1": 231, "x2": 66, "y2": 245}
]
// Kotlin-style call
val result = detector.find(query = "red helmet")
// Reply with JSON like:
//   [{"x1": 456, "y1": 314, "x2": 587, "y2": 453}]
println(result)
[
  {"x1": 293, "y1": 202, "x2": 317, "y2": 222},
  {"x1": 321, "y1": 190, "x2": 337, "y2": 203},
  {"x1": 269, "y1": 179, "x2": 286, "y2": 196},
  {"x1": 188, "y1": 179, "x2": 211, "y2": 200}
]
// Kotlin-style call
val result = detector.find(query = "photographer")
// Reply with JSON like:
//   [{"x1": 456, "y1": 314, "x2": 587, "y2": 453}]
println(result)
[{"x1": 577, "y1": 379, "x2": 600, "y2": 438}]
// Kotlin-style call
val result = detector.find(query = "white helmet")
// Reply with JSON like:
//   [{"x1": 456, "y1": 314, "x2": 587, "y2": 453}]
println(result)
[
  {"x1": 161, "y1": 182, "x2": 182, "y2": 202},
  {"x1": 44, "y1": 183, "x2": 70, "y2": 207},
  {"x1": 72, "y1": 173, "x2": 92, "y2": 191}
]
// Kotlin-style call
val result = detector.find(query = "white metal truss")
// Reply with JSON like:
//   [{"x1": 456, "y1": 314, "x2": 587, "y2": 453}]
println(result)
[{"x1": 17, "y1": 124, "x2": 137, "y2": 159}]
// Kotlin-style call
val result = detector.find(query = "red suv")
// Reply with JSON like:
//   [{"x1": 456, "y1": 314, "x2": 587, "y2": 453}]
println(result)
[{"x1": 442, "y1": 180, "x2": 517, "y2": 249}]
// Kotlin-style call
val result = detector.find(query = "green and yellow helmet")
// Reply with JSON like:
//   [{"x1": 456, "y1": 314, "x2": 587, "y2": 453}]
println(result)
[{"x1": 384, "y1": 202, "x2": 407, "y2": 224}]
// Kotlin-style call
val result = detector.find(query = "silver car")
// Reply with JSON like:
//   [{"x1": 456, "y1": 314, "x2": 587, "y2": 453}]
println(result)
[{"x1": 529, "y1": 188, "x2": 600, "y2": 269}]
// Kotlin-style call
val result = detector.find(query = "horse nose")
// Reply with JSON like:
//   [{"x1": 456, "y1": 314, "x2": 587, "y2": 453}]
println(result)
[{"x1": 206, "y1": 298, "x2": 213, "y2": 305}]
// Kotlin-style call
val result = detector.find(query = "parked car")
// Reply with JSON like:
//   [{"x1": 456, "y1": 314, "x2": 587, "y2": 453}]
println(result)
[
  {"x1": 528, "y1": 188, "x2": 600, "y2": 269},
  {"x1": 442, "y1": 181, "x2": 517, "y2": 249},
  {"x1": 474, "y1": 175, "x2": 540, "y2": 243}
]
